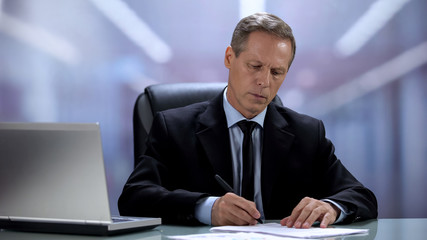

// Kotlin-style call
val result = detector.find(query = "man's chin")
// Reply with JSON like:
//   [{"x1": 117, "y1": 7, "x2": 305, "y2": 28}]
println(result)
[{"x1": 244, "y1": 104, "x2": 268, "y2": 118}]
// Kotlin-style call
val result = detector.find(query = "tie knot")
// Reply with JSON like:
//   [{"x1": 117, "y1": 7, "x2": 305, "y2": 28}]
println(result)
[{"x1": 237, "y1": 120, "x2": 257, "y2": 136}]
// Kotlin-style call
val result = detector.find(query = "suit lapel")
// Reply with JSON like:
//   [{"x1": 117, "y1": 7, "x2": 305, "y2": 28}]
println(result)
[
  {"x1": 196, "y1": 93, "x2": 234, "y2": 186},
  {"x1": 261, "y1": 105, "x2": 295, "y2": 208}
]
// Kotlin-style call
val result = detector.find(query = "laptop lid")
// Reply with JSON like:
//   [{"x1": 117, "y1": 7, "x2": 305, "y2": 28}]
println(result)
[{"x1": 0, "y1": 123, "x2": 160, "y2": 235}]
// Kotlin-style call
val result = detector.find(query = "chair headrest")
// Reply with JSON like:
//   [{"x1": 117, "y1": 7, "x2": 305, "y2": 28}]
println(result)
[{"x1": 145, "y1": 82, "x2": 227, "y2": 115}]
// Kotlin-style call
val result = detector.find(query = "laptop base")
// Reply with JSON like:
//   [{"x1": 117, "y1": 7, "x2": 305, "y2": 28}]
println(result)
[{"x1": 0, "y1": 219, "x2": 161, "y2": 236}]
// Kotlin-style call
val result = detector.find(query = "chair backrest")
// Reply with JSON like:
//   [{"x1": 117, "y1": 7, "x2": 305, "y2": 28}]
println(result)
[{"x1": 133, "y1": 82, "x2": 283, "y2": 168}]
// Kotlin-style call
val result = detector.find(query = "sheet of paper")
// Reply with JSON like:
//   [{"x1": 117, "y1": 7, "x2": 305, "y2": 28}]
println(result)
[
  {"x1": 210, "y1": 223, "x2": 369, "y2": 238},
  {"x1": 168, "y1": 232, "x2": 297, "y2": 240}
]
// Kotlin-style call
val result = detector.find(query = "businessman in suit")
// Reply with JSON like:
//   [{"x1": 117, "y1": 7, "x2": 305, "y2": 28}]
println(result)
[{"x1": 118, "y1": 12, "x2": 378, "y2": 227}]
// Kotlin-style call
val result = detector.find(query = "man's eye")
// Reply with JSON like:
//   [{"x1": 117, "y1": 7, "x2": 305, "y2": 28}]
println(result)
[
  {"x1": 271, "y1": 70, "x2": 283, "y2": 76},
  {"x1": 249, "y1": 64, "x2": 261, "y2": 69}
]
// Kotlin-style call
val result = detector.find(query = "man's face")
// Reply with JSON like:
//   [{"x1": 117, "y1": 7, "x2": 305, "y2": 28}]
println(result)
[{"x1": 225, "y1": 31, "x2": 293, "y2": 119}]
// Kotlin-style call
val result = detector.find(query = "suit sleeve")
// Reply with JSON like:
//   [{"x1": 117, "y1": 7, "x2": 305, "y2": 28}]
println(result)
[
  {"x1": 118, "y1": 112, "x2": 208, "y2": 225},
  {"x1": 316, "y1": 120, "x2": 378, "y2": 223}
]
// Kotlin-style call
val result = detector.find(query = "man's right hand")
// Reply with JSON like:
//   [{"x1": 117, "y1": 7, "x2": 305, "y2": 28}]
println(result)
[{"x1": 211, "y1": 192, "x2": 261, "y2": 226}]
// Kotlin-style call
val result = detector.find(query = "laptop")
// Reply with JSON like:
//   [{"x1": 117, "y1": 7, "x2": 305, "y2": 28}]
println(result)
[{"x1": 0, "y1": 122, "x2": 161, "y2": 236}]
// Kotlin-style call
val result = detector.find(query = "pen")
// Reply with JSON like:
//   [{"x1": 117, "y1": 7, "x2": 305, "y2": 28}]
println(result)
[{"x1": 214, "y1": 174, "x2": 263, "y2": 224}]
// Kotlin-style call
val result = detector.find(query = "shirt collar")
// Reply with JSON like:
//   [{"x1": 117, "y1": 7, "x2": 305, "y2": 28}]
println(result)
[{"x1": 223, "y1": 87, "x2": 267, "y2": 128}]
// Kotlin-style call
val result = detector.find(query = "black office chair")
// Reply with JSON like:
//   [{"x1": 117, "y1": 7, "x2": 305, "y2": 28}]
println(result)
[{"x1": 133, "y1": 82, "x2": 283, "y2": 168}]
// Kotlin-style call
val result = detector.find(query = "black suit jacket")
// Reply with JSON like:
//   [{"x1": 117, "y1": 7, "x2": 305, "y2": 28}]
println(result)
[{"x1": 118, "y1": 92, "x2": 378, "y2": 225}]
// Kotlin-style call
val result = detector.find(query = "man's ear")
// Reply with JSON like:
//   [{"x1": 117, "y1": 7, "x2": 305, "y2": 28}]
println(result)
[{"x1": 224, "y1": 46, "x2": 234, "y2": 69}]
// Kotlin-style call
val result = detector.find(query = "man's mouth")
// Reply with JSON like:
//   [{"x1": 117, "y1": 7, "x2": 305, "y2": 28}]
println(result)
[{"x1": 251, "y1": 93, "x2": 267, "y2": 99}]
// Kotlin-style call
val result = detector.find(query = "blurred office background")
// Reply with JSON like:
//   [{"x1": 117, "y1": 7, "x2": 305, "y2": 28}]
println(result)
[{"x1": 0, "y1": 0, "x2": 425, "y2": 218}]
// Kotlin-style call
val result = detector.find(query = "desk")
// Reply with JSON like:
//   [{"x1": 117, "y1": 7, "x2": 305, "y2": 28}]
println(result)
[{"x1": 0, "y1": 218, "x2": 426, "y2": 240}]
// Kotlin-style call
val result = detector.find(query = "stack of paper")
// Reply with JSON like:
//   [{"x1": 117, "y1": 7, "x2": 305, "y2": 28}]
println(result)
[
  {"x1": 168, "y1": 223, "x2": 369, "y2": 239},
  {"x1": 211, "y1": 223, "x2": 369, "y2": 238}
]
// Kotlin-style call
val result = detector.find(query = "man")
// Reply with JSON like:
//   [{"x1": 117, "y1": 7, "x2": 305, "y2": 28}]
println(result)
[{"x1": 118, "y1": 12, "x2": 378, "y2": 228}]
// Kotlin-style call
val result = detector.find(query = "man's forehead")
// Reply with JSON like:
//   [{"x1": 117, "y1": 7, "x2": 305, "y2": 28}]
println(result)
[{"x1": 242, "y1": 34, "x2": 291, "y2": 68}]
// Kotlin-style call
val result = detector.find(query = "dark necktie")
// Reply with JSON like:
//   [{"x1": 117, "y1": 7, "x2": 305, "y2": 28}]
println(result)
[{"x1": 237, "y1": 120, "x2": 257, "y2": 201}]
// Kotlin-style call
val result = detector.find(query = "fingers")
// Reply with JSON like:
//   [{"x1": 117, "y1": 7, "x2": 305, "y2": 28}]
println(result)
[
  {"x1": 320, "y1": 202, "x2": 340, "y2": 228},
  {"x1": 281, "y1": 197, "x2": 338, "y2": 229},
  {"x1": 319, "y1": 211, "x2": 335, "y2": 228},
  {"x1": 280, "y1": 216, "x2": 290, "y2": 226},
  {"x1": 211, "y1": 193, "x2": 261, "y2": 226}
]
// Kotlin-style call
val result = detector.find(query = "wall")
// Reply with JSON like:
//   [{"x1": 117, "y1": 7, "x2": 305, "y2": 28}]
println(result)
[{"x1": 0, "y1": 0, "x2": 425, "y2": 218}]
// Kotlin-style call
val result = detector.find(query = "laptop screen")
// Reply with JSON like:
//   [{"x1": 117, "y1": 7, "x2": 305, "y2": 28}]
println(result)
[{"x1": 0, "y1": 123, "x2": 112, "y2": 223}]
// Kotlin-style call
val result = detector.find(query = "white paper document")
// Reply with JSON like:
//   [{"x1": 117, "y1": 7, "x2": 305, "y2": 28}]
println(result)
[
  {"x1": 168, "y1": 232, "x2": 297, "y2": 240},
  {"x1": 210, "y1": 223, "x2": 369, "y2": 238}
]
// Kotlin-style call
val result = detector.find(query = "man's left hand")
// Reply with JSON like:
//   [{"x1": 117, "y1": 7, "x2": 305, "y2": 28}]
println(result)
[{"x1": 280, "y1": 197, "x2": 340, "y2": 228}]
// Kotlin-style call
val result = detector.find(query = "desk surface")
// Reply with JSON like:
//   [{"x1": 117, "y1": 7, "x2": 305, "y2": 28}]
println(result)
[{"x1": 0, "y1": 218, "x2": 426, "y2": 240}]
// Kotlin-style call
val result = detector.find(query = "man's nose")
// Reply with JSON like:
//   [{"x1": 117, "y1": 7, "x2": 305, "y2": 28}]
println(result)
[{"x1": 257, "y1": 69, "x2": 271, "y2": 86}]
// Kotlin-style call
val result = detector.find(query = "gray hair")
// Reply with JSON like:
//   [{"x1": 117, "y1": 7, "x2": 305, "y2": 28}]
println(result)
[{"x1": 230, "y1": 12, "x2": 296, "y2": 69}]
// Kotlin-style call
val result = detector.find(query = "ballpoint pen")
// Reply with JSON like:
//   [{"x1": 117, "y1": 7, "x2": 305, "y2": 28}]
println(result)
[{"x1": 214, "y1": 174, "x2": 263, "y2": 224}]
